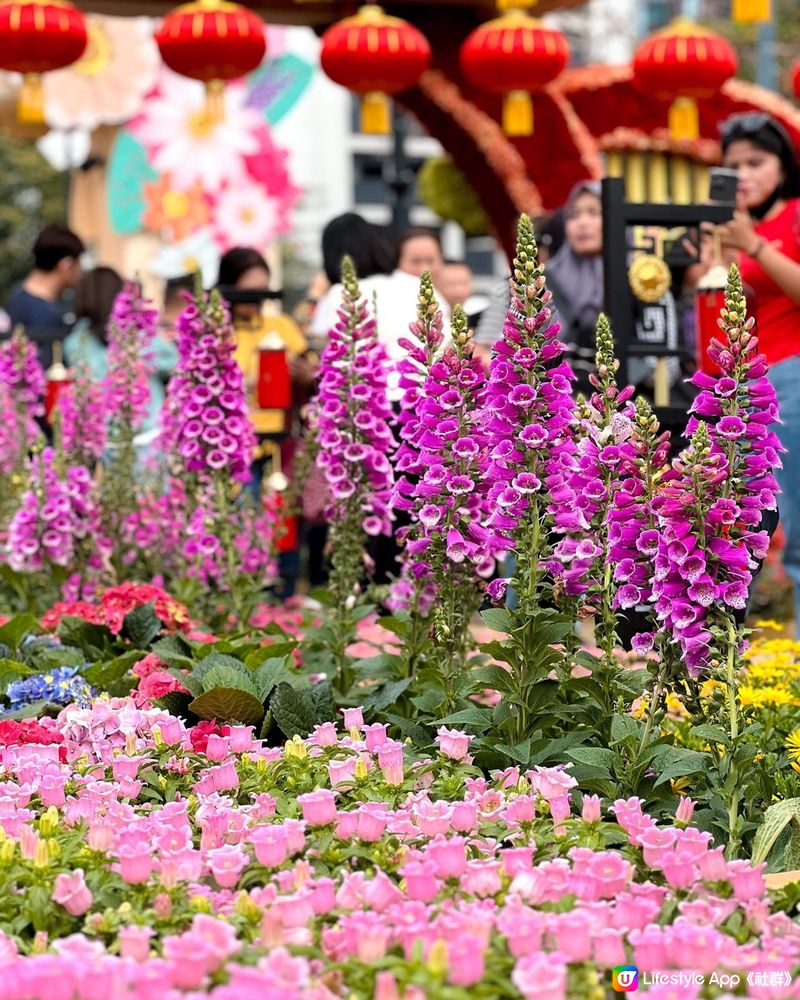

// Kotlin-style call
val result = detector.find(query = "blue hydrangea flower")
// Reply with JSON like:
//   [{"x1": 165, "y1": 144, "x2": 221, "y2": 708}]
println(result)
[{"x1": 6, "y1": 666, "x2": 94, "y2": 710}]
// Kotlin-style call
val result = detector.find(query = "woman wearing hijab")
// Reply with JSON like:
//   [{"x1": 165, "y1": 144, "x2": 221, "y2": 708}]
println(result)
[{"x1": 713, "y1": 113, "x2": 800, "y2": 629}]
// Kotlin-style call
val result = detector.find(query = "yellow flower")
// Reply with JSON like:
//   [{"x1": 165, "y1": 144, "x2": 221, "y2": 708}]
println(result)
[
  {"x1": 754, "y1": 619, "x2": 784, "y2": 631},
  {"x1": 671, "y1": 777, "x2": 690, "y2": 796},
  {"x1": 786, "y1": 729, "x2": 800, "y2": 763},
  {"x1": 700, "y1": 679, "x2": 725, "y2": 700},
  {"x1": 665, "y1": 692, "x2": 687, "y2": 718},
  {"x1": 631, "y1": 697, "x2": 649, "y2": 720}
]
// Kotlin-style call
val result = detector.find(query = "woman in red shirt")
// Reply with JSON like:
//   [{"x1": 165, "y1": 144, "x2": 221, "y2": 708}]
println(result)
[{"x1": 716, "y1": 113, "x2": 800, "y2": 630}]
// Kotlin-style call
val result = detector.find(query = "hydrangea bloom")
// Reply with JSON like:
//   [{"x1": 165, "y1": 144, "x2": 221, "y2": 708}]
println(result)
[
  {"x1": 161, "y1": 290, "x2": 254, "y2": 484},
  {"x1": 6, "y1": 665, "x2": 94, "y2": 709}
]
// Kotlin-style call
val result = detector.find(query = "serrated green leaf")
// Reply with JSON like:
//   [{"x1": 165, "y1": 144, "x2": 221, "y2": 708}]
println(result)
[
  {"x1": 245, "y1": 643, "x2": 297, "y2": 669},
  {"x1": 189, "y1": 687, "x2": 265, "y2": 726},
  {"x1": 783, "y1": 818, "x2": 800, "y2": 873},
  {"x1": 410, "y1": 688, "x2": 446, "y2": 714},
  {"x1": 259, "y1": 708, "x2": 273, "y2": 741},
  {"x1": 254, "y1": 658, "x2": 292, "y2": 701},
  {"x1": 195, "y1": 653, "x2": 249, "y2": 675},
  {"x1": 310, "y1": 681, "x2": 333, "y2": 723},
  {"x1": 153, "y1": 690, "x2": 193, "y2": 720},
  {"x1": 364, "y1": 677, "x2": 413, "y2": 711},
  {"x1": 122, "y1": 603, "x2": 162, "y2": 647},
  {"x1": 471, "y1": 665, "x2": 513, "y2": 693},
  {"x1": 169, "y1": 668, "x2": 203, "y2": 698},
  {"x1": 479, "y1": 640, "x2": 516, "y2": 664},
  {"x1": 0, "y1": 614, "x2": 38, "y2": 651},
  {"x1": 201, "y1": 665, "x2": 258, "y2": 696},
  {"x1": 57, "y1": 617, "x2": 114, "y2": 656},
  {"x1": 84, "y1": 652, "x2": 141, "y2": 696},
  {"x1": 480, "y1": 608, "x2": 515, "y2": 633},
  {"x1": 271, "y1": 682, "x2": 316, "y2": 739},
  {"x1": 752, "y1": 798, "x2": 800, "y2": 865},
  {"x1": 2, "y1": 699, "x2": 57, "y2": 720},
  {"x1": 616, "y1": 669, "x2": 652, "y2": 697},
  {"x1": 369, "y1": 615, "x2": 409, "y2": 638}
]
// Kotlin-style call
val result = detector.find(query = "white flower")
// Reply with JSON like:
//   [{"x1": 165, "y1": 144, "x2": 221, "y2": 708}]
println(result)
[
  {"x1": 150, "y1": 227, "x2": 220, "y2": 288},
  {"x1": 44, "y1": 15, "x2": 159, "y2": 131},
  {"x1": 213, "y1": 181, "x2": 281, "y2": 251},
  {"x1": 36, "y1": 129, "x2": 91, "y2": 172},
  {"x1": 130, "y1": 70, "x2": 261, "y2": 191}
]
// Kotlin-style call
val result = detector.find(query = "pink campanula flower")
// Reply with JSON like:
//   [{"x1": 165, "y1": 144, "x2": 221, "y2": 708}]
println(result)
[
  {"x1": 512, "y1": 950, "x2": 568, "y2": 1000},
  {"x1": 297, "y1": 789, "x2": 337, "y2": 827},
  {"x1": 435, "y1": 726, "x2": 474, "y2": 761},
  {"x1": 51, "y1": 870, "x2": 93, "y2": 916}
]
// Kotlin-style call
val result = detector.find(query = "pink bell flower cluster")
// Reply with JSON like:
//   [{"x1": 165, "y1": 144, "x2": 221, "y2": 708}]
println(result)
[
  {"x1": 0, "y1": 327, "x2": 44, "y2": 465},
  {"x1": 0, "y1": 700, "x2": 796, "y2": 999},
  {"x1": 161, "y1": 291, "x2": 255, "y2": 485},
  {"x1": 316, "y1": 256, "x2": 395, "y2": 538},
  {"x1": 650, "y1": 267, "x2": 781, "y2": 674},
  {"x1": 58, "y1": 366, "x2": 107, "y2": 467},
  {"x1": 6, "y1": 449, "x2": 101, "y2": 574},
  {"x1": 104, "y1": 284, "x2": 157, "y2": 432},
  {"x1": 392, "y1": 307, "x2": 497, "y2": 610},
  {"x1": 478, "y1": 215, "x2": 577, "y2": 601}
]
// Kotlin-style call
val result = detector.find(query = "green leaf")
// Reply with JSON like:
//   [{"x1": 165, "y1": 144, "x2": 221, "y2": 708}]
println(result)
[
  {"x1": 254, "y1": 658, "x2": 292, "y2": 701},
  {"x1": 480, "y1": 608, "x2": 515, "y2": 633},
  {"x1": 368, "y1": 615, "x2": 409, "y2": 638},
  {"x1": 201, "y1": 665, "x2": 258, "y2": 696},
  {"x1": 610, "y1": 714, "x2": 643, "y2": 745},
  {"x1": 689, "y1": 724, "x2": 729, "y2": 745},
  {"x1": 0, "y1": 658, "x2": 34, "y2": 695},
  {"x1": 652, "y1": 748, "x2": 708, "y2": 787},
  {"x1": 245, "y1": 642, "x2": 297, "y2": 668},
  {"x1": 84, "y1": 651, "x2": 142, "y2": 696},
  {"x1": 495, "y1": 739, "x2": 532, "y2": 766},
  {"x1": 57, "y1": 617, "x2": 113, "y2": 655},
  {"x1": 435, "y1": 707, "x2": 491, "y2": 731},
  {"x1": 410, "y1": 688, "x2": 446, "y2": 714},
  {"x1": 122, "y1": 603, "x2": 162, "y2": 647},
  {"x1": 364, "y1": 677, "x2": 413, "y2": 711},
  {"x1": 752, "y1": 798, "x2": 800, "y2": 866},
  {"x1": 154, "y1": 691, "x2": 193, "y2": 720},
  {"x1": 471, "y1": 665, "x2": 513, "y2": 693},
  {"x1": 479, "y1": 640, "x2": 517, "y2": 665},
  {"x1": 0, "y1": 614, "x2": 38, "y2": 651},
  {"x1": 189, "y1": 687, "x2": 265, "y2": 726},
  {"x1": 783, "y1": 818, "x2": 800, "y2": 873},
  {"x1": 616, "y1": 669, "x2": 652, "y2": 698},
  {"x1": 567, "y1": 746, "x2": 618, "y2": 770},
  {"x1": 1, "y1": 699, "x2": 57, "y2": 720},
  {"x1": 150, "y1": 635, "x2": 194, "y2": 667},
  {"x1": 270, "y1": 682, "x2": 316, "y2": 739},
  {"x1": 310, "y1": 681, "x2": 333, "y2": 723}
]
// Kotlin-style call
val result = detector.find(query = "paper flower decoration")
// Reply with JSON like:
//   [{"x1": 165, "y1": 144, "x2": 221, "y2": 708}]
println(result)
[
  {"x1": 130, "y1": 71, "x2": 261, "y2": 191},
  {"x1": 143, "y1": 173, "x2": 211, "y2": 243},
  {"x1": 212, "y1": 181, "x2": 283, "y2": 251},
  {"x1": 44, "y1": 15, "x2": 159, "y2": 131},
  {"x1": 150, "y1": 227, "x2": 220, "y2": 288}
]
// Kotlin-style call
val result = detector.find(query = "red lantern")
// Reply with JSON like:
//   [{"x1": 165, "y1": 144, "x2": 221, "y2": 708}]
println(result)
[
  {"x1": 155, "y1": 0, "x2": 267, "y2": 123},
  {"x1": 0, "y1": 1, "x2": 87, "y2": 123},
  {"x1": 320, "y1": 5, "x2": 431, "y2": 135},
  {"x1": 46, "y1": 342, "x2": 71, "y2": 424},
  {"x1": 633, "y1": 18, "x2": 738, "y2": 142},
  {"x1": 791, "y1": 58, "x2": 800, "y2": 102},
  {"x1": 460, "y1": 12, "x2": 570, "y2": 137}
]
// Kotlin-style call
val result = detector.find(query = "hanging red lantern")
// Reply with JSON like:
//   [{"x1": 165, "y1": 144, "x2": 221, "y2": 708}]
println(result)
[
  {"x1": 155, "y1": 0, "x2": 267, "y2": 124},
  {"x1": 460, "y1": 11, "x2": 570, "y2": 137},
  {"x1": 320, "y1": 5, "x2": 431, "y2": 135},
  {"x1": 633, "y1": 18, "x2": 738, "y2": 142},
  {"x1": 791, "y1": 58, "x2": 800, "y2": 102},
  {"x1": 0, "y1": 1, "x2": 87, "y2": 124}
]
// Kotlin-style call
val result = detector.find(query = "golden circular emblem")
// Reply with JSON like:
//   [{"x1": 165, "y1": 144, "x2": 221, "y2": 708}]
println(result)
[{"x1": 628, "y1": 254, "x2": 671, "y2": 303}]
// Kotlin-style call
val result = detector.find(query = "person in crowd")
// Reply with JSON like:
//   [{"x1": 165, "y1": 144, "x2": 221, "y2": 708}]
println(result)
[
  {"x1": 439, "y1": 259, "x2": 488, "y2": 327},
  {"x1": 311, "y1": 214, "x2": 450, "y2": 394},
  {"x1": 475, "y1": 184, "x2": 679, "y2": 396},
  {"x1": 160, "y1": 274, "x2": 197, "y2": 338},
  {"x1": 396, "y1": 226, "x2": 445, "y2": 287},
  {"x1": 6, "y1": 224, "x2": 84, "y2": 368},
  {"x1": 711, "y1": 113, "x2": 800, "y2": 628},
  {"x1": 64, "y1": 267, "x2": 178, "y2": 443},
  {"x1": 218, "y1": 246, "x2": 316, "y2": 599}
]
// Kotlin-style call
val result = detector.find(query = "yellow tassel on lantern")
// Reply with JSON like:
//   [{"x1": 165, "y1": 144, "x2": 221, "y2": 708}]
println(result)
[
  {"x1": 503, "y1": 90, "x2": 533, "y2": 137},
  {"x1": 732, "y1": 0, "x2": 771, "y2": 22},
  {"x1": 360, "y1": 91, "x2": 391, "y2": 134},
  {"x1": 668, "y1": 96, "x2": 698, "y2": 141},
  {"x1": 204, "y1": 79, "x2": 226, "y2": 125},
  {"x1": 18, "y1": 73, "x2": 44, "y2": 125}
]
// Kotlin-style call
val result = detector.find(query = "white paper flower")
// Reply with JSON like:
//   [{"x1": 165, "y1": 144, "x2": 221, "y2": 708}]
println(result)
[
  {"x1": 130, "y1": 71, "x2": 261, "y2": 192},
  {"x1": 44, "y1": 16, "x2": 159, "y2": 131},
  {"x1": 36, "y1": 129, "x2": 91, "y2": 172},
  {"x1": 150, "y1": 227, "x2": 220, "y2": 288},
  {"x1": 213, "y1": 181, "x2": 283, "y2": 251}
]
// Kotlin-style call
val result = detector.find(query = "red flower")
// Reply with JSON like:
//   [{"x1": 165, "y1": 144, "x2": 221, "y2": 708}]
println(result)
[
  {"x1": 41, "y1": 583, "x2": 194, "y2": 635},
  {"x1": 0, "y1": 719, "x2": 66, "y2": 760},
  {"x1": 189, "y1": 720, "x2": 231, "y2": 754}
]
